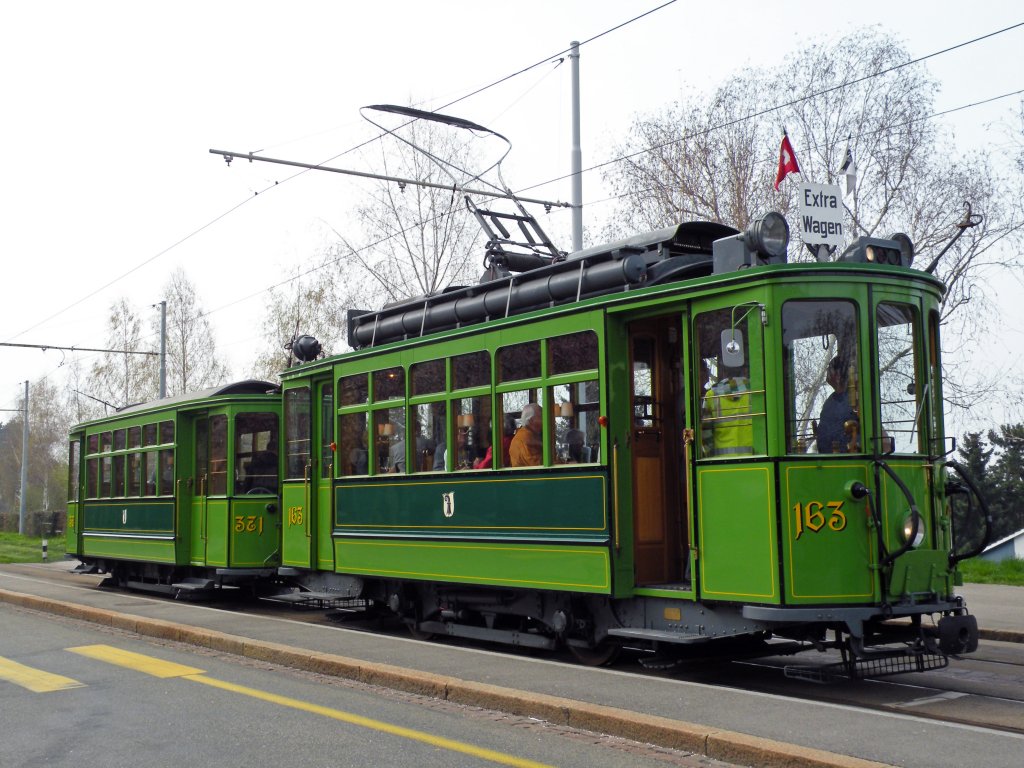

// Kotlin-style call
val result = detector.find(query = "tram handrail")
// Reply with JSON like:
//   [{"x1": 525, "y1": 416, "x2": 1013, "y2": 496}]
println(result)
[{"x1": 944, "y1": 459, "x2": 993, "y2": 567}]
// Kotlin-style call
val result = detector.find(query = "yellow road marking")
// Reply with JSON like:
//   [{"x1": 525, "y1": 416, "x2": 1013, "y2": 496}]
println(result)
[
  {"x1": 70, "y1": 644, "x2": 552, "y2": 767},
  {"x1": 0, "y1": 656, "x2": 83, "y2": 693},
  {"x1": 67, "y1": 645, "x2": 204, "y2": 678},
  {"x1": 186, "y1": 675, "x2": 554, "y2": 768}
]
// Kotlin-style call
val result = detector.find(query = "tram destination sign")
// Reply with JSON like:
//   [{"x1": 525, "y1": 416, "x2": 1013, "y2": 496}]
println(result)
[{"x1": 798, "y1": 181, "x2": 844, "y2": 248}]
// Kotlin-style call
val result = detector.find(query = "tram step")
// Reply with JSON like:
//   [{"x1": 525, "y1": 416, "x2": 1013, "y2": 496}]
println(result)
[
  {"x1": 170, "y1": 578, "x2": 216, "y2": 592},
  {"x1": 606, "y1": 627, "x2": 708, "y2": 644}
]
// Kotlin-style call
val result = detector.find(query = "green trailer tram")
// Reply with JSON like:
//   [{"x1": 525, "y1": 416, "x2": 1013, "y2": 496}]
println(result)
[
  {"x1": 66, "y1": 214, "x2": 989, "y2": 677},
  {"x1": 66, "y1": 381, "x2": 283, "y2": 594}
]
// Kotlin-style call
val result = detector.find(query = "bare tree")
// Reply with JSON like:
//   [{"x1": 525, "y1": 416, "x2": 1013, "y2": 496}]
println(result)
[
  {"x1": 603, "y1": 29, "x2": 1024, "y2": 415},
  {"x1": 90, "y1": 299, "x2": 158, "y2": 410},
  {"x1": 253, "y1": 109, "x2": 485, "y2": 376},
  {"x1": 159, "y1": 268, "x2": 230, "y2": 395},
  {"x1": 334, "y1": 114, "x2": 484, "y2": 304},
  {"x1": 251, "y1": 261, "x2": 352, "y2": 382}
]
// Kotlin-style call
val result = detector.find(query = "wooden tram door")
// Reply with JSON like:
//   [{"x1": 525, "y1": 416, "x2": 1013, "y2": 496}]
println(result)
[{"x1": 629, "y1": 318, "x2": 688, "y2": 586}]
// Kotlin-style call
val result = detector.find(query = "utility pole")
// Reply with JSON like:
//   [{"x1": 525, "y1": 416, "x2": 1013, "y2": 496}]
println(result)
[
  {"x1": 158, "y1": 300, "x2": 167, "y2": 398},
  {"x1": 570, "y1": 40, "x2": 583, "y2": 253},
  {"x1": 19, "y1": 380, "x2": 28, "y2": 535}
]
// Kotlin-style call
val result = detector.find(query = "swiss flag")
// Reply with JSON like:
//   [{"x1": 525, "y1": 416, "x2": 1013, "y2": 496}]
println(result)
[{"x1": 774, "y1": 132, "x2": 800, "y2": 190}]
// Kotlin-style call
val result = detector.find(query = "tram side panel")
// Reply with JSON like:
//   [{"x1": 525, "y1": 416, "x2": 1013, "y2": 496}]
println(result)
[{"x1": 332, "y1": 471, "x2": 612, "y2": 594}]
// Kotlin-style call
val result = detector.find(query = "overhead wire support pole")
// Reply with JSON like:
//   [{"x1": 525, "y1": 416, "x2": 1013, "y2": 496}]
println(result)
[
  {"x1": 20, "y1": 380, "x2": 28, "y2": 535},
  {"x1": 157, "y1": 300, "x2": 167, "y2": 398},
  {"x1": 569, "y1": 40, "x2": 583, "y2": 252},
  {"x1": 209, "y1": 149, "x2": 573, "y2": 211}
]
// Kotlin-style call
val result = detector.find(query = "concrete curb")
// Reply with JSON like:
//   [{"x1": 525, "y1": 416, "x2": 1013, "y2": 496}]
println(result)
[
  {"x1": 0, "y1": 587, "x2": 890, "y2": 768},
  {"x1": 979, "y1": 628, "x2": 1024, "y2": 644}
]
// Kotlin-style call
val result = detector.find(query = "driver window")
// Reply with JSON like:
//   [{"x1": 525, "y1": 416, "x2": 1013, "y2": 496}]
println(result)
[
  {"x1": 235, "y1": 412, "x2": 279, "y2": 494},
  {"x1": 781, "y1": 300, "x2": 861, "y2": 454},
  {"x1": 877, "y1": 302, "x2": 922, "y2": 454}
]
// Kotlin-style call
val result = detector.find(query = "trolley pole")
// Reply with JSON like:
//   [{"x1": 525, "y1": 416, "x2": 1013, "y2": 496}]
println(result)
[
  {"x1": 158, "y1": 300, "x2": 167, "y2": 399},
  {"x1": 19, "y1": 380, "x2": 29, "y2": 535},
  {"x1": 570, "y1": 40, "x2": 583, "y2": 253}
]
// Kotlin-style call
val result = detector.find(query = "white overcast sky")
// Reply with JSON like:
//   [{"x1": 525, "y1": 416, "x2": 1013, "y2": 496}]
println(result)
[{"x1": 1, "y1": 1, "x2": 1022, "y2": 430}]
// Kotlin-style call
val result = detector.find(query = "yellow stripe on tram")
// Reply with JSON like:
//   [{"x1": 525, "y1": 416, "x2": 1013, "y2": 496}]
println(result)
[
  {"x1": 67, "y1": 645, "x2": 205, "y2": 678},
  {"x1": 0, "y1": 656, "x2": 83, "y2": 693}
]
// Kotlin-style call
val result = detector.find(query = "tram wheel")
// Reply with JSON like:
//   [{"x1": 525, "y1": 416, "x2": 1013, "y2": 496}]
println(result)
[{"x1": 568, "y1": 640, "x2": 621, "y2": 667}]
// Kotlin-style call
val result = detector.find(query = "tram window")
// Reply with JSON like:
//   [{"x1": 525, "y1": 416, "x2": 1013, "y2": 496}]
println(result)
[
  {"x1": 100, "y1": 432, "x2": 112, "y2": 453},
  {"x1": 320, "y1": 384, "x2": 335, "y2": 476},
  {"x1": 374, "y1": 407, "x2": 405, "y2": 473},
  {"x1": 113, "y1": 429, "x2": 126, "y2": 451},
  {"x1": 503, "y1": 389, "x2": 542, "y2": 467},
  {"x1": 550, "y1": 380, "x2": 600, "y2": 463},
  {"x1": 780, "y1": 300, "x2": 860, "y2": 454},
  {"x1": 411, "y1": 359, "x2": 446, "y2": 395},
  {"x1": 142, "y1": 453, "x2": 157, "y2": 497},
  {"x1": 928, "y1": 311, "x2": 943, "y2": 451},
  {"x1": 412, "y1": 401, "x2": 446, "y2": 472},
  {"x1": 112, "y1": 455, "x2": 125, "y2": 497},
  {"x1": 339, "y1": 412, "x2": 369, "y2": 476},
  {"x1": 208, "y1": 415, "x2": 228, "y2": 495},
  {"x1": 86, "y1": 458, "x2": 98, "y2": 498},
  {"x1": 452, "y1": 351, "x2": 490, "y2": 389},
  {"x1": 127, "y1": 426, "x2": 141, "y2": 449},
  {"x1": 549, "y1": 331, "x2": 598, "y2": 375},
  {"x1": 339, "y1": 373, "x2": 369, "y2": 406},
  {"x1": 195, "y1": 418, "x2": 209, "y2": 491},
  {"x1": 633, "y1": 336, "x2": 656, "y2": 428},
  {"x1": 236, "y1": 412, "x2": 279, "y2": 494},
  {"x1": 877, "y1": 302, "x2": 922, "y2": 454},
  {"x1": 373, "y1": 367, "x2": 405, "y2": 401},
  {"x1": 498, "y1": 341, "x2": 541, "y2": 383},
  {"x1": 285, "y1": 388, "x2": 311, "y2": 480},
  {"x1": 158, "y1": 449, "x2": 174, "y2": 495},
  {"x1": 697, "y1": 307, "x2": 766, "y2": 458},
  {"x1": 143, "y1": 423, "x2": 157, "y2": 447},
  {"x1": 68, "y1": 442, "x2": 81, "y2": 502},
  {"x1": 454, "y1": 397, "x2": 492, "y2": 470},
  {"x1": 100, "y1": 456, "x2": 112, "y2": 497},
  {"x1": 87, "y1": 434, "x2": 99, "y2": 455},
  {"x1": 159, "y1": 421, "x2": 174, "y2": 445},
  {"x1": 127, "y1": 453, "x2": 142, "y2": 497}
]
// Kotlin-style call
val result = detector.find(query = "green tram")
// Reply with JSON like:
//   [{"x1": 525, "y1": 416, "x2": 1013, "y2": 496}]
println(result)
[
  {"x1": 67, "y1": 382, "x2": 283, "y2": 591},
  {"x1": 66, "y1": 213, "x2": 988, "y2": 676}
]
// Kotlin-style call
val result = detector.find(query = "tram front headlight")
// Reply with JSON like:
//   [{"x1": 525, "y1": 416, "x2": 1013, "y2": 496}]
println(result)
[
  {"x1": 744, "y1": 211, "x2": 790, "y2": 259},
  {"x1": 900, "y1": 511, "x2": 926, "y2": 548}
]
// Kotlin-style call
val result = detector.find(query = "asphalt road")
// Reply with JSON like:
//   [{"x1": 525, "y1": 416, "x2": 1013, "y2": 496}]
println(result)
[{"x1": 0, "y1": 606, "x2": 728, "y2": 768}]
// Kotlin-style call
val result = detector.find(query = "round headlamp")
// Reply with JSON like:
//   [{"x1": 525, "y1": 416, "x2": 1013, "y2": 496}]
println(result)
[
  {"x1": 744, "y1": 212, "x2": 790, "y2": 259},
  {"x1": 900, "y1": 511, "x2": 926, "y2": 548}
]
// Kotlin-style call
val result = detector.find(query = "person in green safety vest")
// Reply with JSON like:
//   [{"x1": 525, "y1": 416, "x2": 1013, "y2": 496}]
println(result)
[{"x1": 702, "y1": 367, "x2": 754, "y2": 457}]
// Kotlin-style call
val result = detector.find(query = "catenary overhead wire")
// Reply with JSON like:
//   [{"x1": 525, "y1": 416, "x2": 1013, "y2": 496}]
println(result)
[
  {"x1": 5, "y1": 2, "x2": 679, "y2": 348},
  {"x1": 9, "y1": 12, "x2": 1022, "y2": 360}
]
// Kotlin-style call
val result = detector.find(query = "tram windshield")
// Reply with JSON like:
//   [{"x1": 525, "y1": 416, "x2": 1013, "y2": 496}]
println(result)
[
  {"x1": 876, "y1": 302, "x2": 924, "y2": 454},
  {"x1": 781, "y1": 300, "x2": 861, "y2": 454}
]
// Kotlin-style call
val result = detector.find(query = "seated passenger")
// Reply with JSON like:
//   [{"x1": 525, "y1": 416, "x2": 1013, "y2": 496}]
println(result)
[{"x1": 509, "y1": 403, "x2": 543, "y2": 467}]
